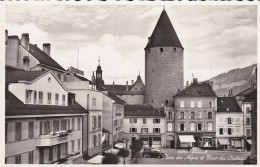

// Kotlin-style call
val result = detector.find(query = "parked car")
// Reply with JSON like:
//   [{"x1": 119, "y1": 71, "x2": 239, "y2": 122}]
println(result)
[{"x1": 142, "y1": 148, "x2": 167, "y2": 158}]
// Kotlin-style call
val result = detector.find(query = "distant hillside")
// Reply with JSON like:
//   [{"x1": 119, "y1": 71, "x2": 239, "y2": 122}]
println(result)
[{"x1": 208, "y1": 64, "x2": 257, "y2": 97}]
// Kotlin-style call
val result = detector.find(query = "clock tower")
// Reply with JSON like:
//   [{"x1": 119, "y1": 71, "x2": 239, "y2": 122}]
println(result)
[
  {"x1": 95, "y1": 57, "x2": 104, "y2": 90},
  {"x1": 144, "y1": 9, "x2": 184, "y2": 108}
]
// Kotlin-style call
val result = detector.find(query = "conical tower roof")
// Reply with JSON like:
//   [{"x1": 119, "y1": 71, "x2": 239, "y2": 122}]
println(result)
[{"x1": 145, "y1": 9, "x2": 183, "y2": 49}]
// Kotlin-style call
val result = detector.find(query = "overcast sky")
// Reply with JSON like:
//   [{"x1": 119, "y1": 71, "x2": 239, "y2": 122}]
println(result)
[{"x1": 6, "y1": 5, "x2": 257, "y2": 85}]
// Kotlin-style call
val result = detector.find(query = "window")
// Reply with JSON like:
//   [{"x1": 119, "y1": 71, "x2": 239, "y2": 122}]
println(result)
[
  {"x1": 28, "y1": 121, "x2": 34, "y2": 138},
  {"x1": 39, "y1": 121, "x2": 43, "y2": 135},
  {"x1": 153, "y1": 118, "x2": 160, "y2": 124},
  {"x1": 55, "y1": 94, "x2": 59, "y2": 104},
  {"x1": 198, "y1": 123, "x2": 202, "y2": 131},
  {"x1": 49, "y1": 147, "x2": 53, "y2": 161},
  {"x1": 130, "y1": 118, "x2": 137, "y2": 123},
  {"x1": 39, "y1": 91, "x2": 43, "y2": 104},
  {"x1": 246, "y1": 129, "x2": 251, "y2": 136},
  {"x1": 61, "y1": 120, "x2": 66, "y2": 130},
  {"x1": 15, "y1": 154, "x2": 21, "y2": 164},
  {"x1": 33, "y1": 91, "x2": 37, "y2": 104},
  {"x1": 198, "y1": 111, "x2": 201, "y2": 119},
  {"x1": 47, "y1": 92, "x2": 51, "y2": 104},
  {"x1": 191, "y1": 112, "x2": 195, "y2": 119},
  {"x1": 92, "y1": 116, "x2": 97, "y2": 129},
  {"x1": 53, "y1": 120, "x2": 59, "y2": 133},
  {"x1": 68, "y1": 119, "x2": 70, "y2": 130},
  {"x1": 191, "y1": 101, "x2": 195, "y2": 108},
  {"x1": 72, "y1": 140, "x2": 75, "y2": 152},
  {"x1": 160, "y1": 48, "x2": 163, "y2": 52},
  {"x1": 180, "y1": 124, "x2": 184, "y2": 131},
  {"x1": 114, "y1": 120, "x2": 117, "y2": 126},
  {"x1": 167, "y1": 122, "x2": 173, "y2": 132},
  {"x1": 208, "y1": 112, "x2": 212, "y2": 119},
  {"x1": 180, "y1": 101, "x2": 184, "y2": 108},
  {"x1": 246, "y1": 118, "x2": 250, "y2": 125},
  {"x1": 93, "y1": 135, "x2": 97, "y2": 147},
  {"x1": 25, "y1": 89, "x2": 32, "y2": 103},
  {"x1": 208, "y1": 122, "x2": 213, "y2": 131},
  {"x1": 246, "y1": 107, "x2": 250, "y2": 113},
  {"x1": 78, "y1": 139, "x2": 81, "y2": 150},
  {"x1": 209, "y1": 101, "x2": 214, "y2": 108},
  {"x1": 143, "y1": 118, "x2": 147, "y2": 124},
  {"x1": 168, "y1": 112, "x2": 172, "y2": 119},
  {"x1": 5, "y1": 123, "x2": 7, "y2": 142},
  {"x1": 198, "y1": 101, "x2": 202, "y2": 108},
  {"x1": 65, "y1": 142, "x2": 68, "y2": 155},
  {"x1": 78, "y1": 118, "x2": 80, "y2": 130},
  {"x1": 141, "y1": 128, "x2": 148, "y2": 133},
  {"x1": 28, "y1": 151, "x2": 33, "y2": 164},
  {"x1": 44, "y1": 121, "x2": 51, "y2": 134},
  {"x1": 190, "y1": 122, "x2": 195, "y2": 131},
  {"x1": 219, "y1": 128, "x2": 223, "y2": 135},
  {"x1": 92, "y1": 98, "x2": 96, "y2": 106},
  {"x1": 227, "y1": 118, "x2": 232, "y2": 124},
  {"x1": 153, "y1": 128, "x2": 160, "y2": 133},
  {"x1": 228, "y1": 128, "x2": 232, "y2": 135},
  {"x1": 180, "y1": 112, "x2": 184, "y2": 119},
  {"x1": 98, "y1": 116, "x2": 101, "y2": 128},
  {"x1": 15, "y1": 122, "x2": 22, "y2": 141},
  {"x1": 62, "y1": 95, "x2": 65, "y2": 105},
  {"x1": 130, "y1": 128, "x2": 137, "y2": 133},
  {"x1": 72, "y1": 119, "x2": 75, "y2": 130}
]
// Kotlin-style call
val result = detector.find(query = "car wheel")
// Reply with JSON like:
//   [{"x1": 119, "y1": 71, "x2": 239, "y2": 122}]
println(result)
[{"x1": 161, "y1": 155, "x2": 166, "y2": 159}]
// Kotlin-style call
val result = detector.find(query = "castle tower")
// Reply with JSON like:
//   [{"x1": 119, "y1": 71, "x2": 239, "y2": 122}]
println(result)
[{"x1": 144, "y1": 9, "x2": 184, "y2": 108}]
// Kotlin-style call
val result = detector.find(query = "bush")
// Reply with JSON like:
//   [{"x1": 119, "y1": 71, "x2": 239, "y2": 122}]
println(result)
[{"x1": 118, "y1": 149, "x2": 130, "y2": 164}]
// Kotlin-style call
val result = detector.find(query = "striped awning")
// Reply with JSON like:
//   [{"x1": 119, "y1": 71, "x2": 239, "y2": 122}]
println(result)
[{"x1": 218, "y1": 139, "x2": 230, "y2": 145}]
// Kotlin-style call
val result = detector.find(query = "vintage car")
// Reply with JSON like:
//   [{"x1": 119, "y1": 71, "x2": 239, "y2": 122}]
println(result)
[{"x1": 142, "y1": 147, "x2": 167, "y2": 158}]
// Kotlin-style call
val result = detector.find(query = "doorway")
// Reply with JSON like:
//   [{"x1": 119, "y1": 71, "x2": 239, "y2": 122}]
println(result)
[
  {"x1": 149, "y1": 137, "x2": 152, "y2": 147},
  {"x1": 170, "y1": 141, "x2": 174, "y2": 148},
  {"x1": 39, "y1": 148, "x2": 44, "y2": 164}
]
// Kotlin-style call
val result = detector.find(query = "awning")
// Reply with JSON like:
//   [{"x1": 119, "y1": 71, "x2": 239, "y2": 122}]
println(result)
[
  {"x1": 87, "y1": 155, "x2": 104, "y2": 164},
  {"x1": 179, "y1": 135, "x2": 195, "y2": 143},
  {"x1": 114, "y1": 142, "x2": 125, "y2": 149},
  {"x1": 218, "y1": 139, "x2": 230, "y2": 145},
  {"x1": 246, "y1": 139, "x2": 252, "y2": 145}
]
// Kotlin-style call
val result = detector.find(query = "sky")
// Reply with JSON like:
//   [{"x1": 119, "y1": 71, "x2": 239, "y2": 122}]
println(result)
[{"x1": 5, "y1": 5, "x2": 257, "y2": 85}]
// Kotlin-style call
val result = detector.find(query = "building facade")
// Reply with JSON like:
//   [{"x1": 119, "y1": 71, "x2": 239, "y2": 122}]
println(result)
[
  {"x1": 123, "y1": 104, "x2": 166, "y2": 148},
  {"x1": 144, "y1": 9, "x2": 184, "y2": 108},
  {"x1": 216, "y1": 97, "x2": 243, "y2": 150},
  {"x1": 173, "y1": 79, "x2": 217, "y2": 148},
  {"x1": 5, "y1": 69, "x2": 88, "y2": 164}
]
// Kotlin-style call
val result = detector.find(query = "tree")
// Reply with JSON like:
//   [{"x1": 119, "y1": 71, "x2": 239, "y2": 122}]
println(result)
[
  {"x1": 102, "y1": 153, "x2": 120, "y2": 164},
  {"x1": 118, "y1": 148, "x2": 130, "y2": 164},
  {"x1": 130, "y1": 139, "x2": 143, "y2": 163}
]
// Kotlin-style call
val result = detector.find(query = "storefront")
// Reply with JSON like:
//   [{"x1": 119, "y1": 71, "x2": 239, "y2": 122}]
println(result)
[
  {"x1": 166, "y1": 135, "x2": 174, "y2": 148},
  {"x1": 178, "y1": 135, "x2": 195, "y2": 148},
  {"x1": 217, "y1": 138, "x2": 230, "y2": 149},
  {"x1": 140, "y1": 135, "x2": 162, "y2": 148}
]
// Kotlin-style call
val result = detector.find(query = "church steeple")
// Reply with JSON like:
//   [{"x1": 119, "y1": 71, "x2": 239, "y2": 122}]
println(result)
[
  {"x1": 95, "y1": 57, "x2": 104, "y2": 90},
  {"x1": 145, "y1": 9, "x2": 183, "y2": 49}
]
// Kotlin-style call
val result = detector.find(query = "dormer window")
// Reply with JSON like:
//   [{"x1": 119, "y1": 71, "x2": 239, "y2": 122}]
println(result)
[
  {"x1": 48, "y1": 77, "x2": 51, "y2": 83},
  {"x1": 25, "y1": 89, "x2": 33, "y2": 103},
  {"x1": 68, "y1": 93, "x2": 75, "y2": 105},
  {"x1": 160, "y1": 48, "x2": 163, "y2": 52}
]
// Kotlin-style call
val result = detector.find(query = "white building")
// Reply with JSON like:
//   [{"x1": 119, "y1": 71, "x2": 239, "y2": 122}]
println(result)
[
  {"x1": 5, "y1": 69, "x2": 88, "y2": 164},
  {"x1": 216, "y1": 97, "x2": 243, "y2": 150}
]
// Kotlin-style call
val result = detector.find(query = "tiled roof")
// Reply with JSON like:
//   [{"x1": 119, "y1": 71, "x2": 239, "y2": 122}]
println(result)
[
  {"x1": 105, "y1": 92, "x2": 126, "y2": 104},
  {"x1": 145, "y1": 10, "x2": 183, "y2": 49},
  {"x1": 5, "y1": 65, "x2": 24, "y2": 72},
  {"x1": 104, "y1": 85, "x2": 134, "y2": 92},
  {"x1": 6, "y1": 70, "x2": 48, "y2": 83},
  {"x1": 217, "y1": 97, "x2": 242, "y2": 113},
  {"x1": 29, "y1": 44, "x2": 65, "y2": 71},
  {"x1": 124, "y1": 104, "x2": 165, "y2": 117},
  {"x1": 74, "y1": 74, "x2": 93, "y2": 84},
  {"x1": 111, "y1": 91, "x2": 144, "y2": 95},
  {"x1": 173, "y1": 83, "x2": 217, "y2": 97},
  {"x1": 6, "y1": 90, "x2": 88, "y2": 116}
]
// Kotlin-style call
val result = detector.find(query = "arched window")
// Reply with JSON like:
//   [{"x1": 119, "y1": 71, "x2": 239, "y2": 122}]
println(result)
[{"x1": 208, "y1": 112, "x2": 212, "y2": 119}]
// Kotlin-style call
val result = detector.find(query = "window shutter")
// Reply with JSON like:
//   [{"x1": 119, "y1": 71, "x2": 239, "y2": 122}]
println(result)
[
  {"x1": 201, "y1": 124, "x2": 203, "y2": 130},
  {"x1": 184, "y1": 127, "x2": 186, "y2": 131},
  {"x1": 15, "y1": 122, "x2": 22, "y2": 141},
  {"x1": 129, "y1": 128, "x2": 131, "y2": 133},
  {"x1": 225, "y1": 118, "x2": 227, "y2": 124},
  {"x1": 231, "y1": 118, "x2": 234, "y2": 124}
]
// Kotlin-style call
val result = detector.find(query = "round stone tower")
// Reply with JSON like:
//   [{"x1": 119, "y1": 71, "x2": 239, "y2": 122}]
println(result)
[{"x1": 144, "y1": 9, "x2": 184, "y2": 108}]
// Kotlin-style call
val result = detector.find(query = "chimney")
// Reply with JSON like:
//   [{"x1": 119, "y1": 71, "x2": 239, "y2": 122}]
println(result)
[
  {"x1": 132, "y1": 80, "x2": 134, "y2": 85},
  {"x1": 193, "y1": 78, "x2": 198, "y2": 84},
  {"x1": 5, "y1": 30, "x2": 8, "y2": 45},
  {"x1": 148, "y1": 37, "x2": 151, "y2": 44},
  {"x1": 231, "y1": 89, "x2": 233, "y2": 96},
  {"x1": 186, "y1": 81, "x2": 189, "y2": 88},
  {"x1": 43, "y1": 43, "x2": 51, "y2": 56},
  {"x1": 21, "y1": 33, "x2": 29, "y2": 50},
  {"x1": 126, "y1": 81, "x2": 128, "y2": 91}
]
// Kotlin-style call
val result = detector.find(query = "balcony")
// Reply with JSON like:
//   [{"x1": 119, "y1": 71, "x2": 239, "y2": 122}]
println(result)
[{"x1": 36, "y1": 130, "x2": 80, "y2": 147}]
